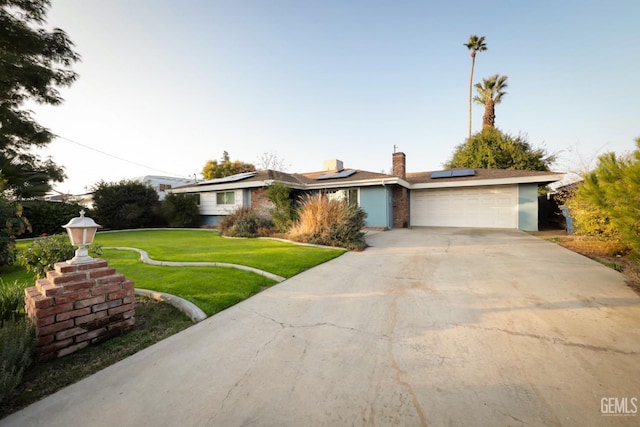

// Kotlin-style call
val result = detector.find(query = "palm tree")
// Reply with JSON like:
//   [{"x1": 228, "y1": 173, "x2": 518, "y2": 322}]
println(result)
[
  {"x1": 464, "y1": 35, "x2": 487, "y2": 140},
  {"x1": 473, "y1": 74, "x2": 508, "y2": 129}
]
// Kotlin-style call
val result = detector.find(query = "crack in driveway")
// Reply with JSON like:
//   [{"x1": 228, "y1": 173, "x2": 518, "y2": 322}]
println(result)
[
  {"x1": 454, "y1": 323, "x2": 639, "y2": 355},
  {"x1": 246, "y1": 308, "x2": 390, "y2": 339}
]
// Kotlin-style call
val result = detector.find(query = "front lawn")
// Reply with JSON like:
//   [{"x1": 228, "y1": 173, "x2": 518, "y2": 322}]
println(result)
[
  {"x1": 94, "y1": 229, "x2": 344, "y2": 278},
  {"x1": 8, "y1": 229, "x2": 345, "y2": 315},
  {"x1": 103, "y1": 249, "x2": 275, "y2": 316}
]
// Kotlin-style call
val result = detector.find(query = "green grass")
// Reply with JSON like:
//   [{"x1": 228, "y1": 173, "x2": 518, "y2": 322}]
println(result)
[
  {"x1": 93, "y1": 229, "x2": 344, "y2": 278},
  {"x1": 0, "y1": 264, "x2": 33, "y2": 285},
  {"x1": 103, "y1": 249, "x2": 275, "y2": 316},
  {"x1": 8, "y1": 229, "x2": 345, "y2": 315}
]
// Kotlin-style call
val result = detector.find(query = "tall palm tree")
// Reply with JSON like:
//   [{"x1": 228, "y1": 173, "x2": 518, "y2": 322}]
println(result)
[
  {"x1": 473, "y1": 74, "x2": 508, "y2": 129},
  {"x1": 464, "y1": 35, "x2": 487, "y2": 140}
]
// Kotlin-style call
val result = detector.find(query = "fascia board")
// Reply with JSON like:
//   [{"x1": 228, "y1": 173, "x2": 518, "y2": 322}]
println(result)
[
  {"x1": 170, "y1": 180, "x2": 269, "y2": 193},
  {"x1": 409, "y1": 174, "x2": 565, "y2": 189},
  {"x1": 303, "y1": 177, "x2": 408, "y2": 190},
  {"x1": 171, "y1": 177, "x2": 413, "y2": 193}
]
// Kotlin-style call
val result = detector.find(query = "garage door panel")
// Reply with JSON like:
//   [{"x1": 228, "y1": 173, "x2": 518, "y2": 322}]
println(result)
[{"x1": 410, "y1": 185, "x2": 517, "y2": 228}]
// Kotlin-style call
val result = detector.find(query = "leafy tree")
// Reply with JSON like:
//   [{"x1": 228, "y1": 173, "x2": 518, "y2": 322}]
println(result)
[
  {"x1": 571, "y1": 138, "x2": 640, "y2": 257},
  {"x1": 161, "y1": 193, "x2": 200, "y2": 228},
  {"x1": 92, "y1": 180, "x2": 159, "y2": 230},
  {"x1": 446, "y1": 128, "x2": 554, "y2": 171},
  {"x1": 464, "y1": 34, "x2": 487, "y2": 140},
  {"x1": 0, "y1": 0, "x2": 80, "y2": 198},
  {"x1": 474, "y1": 74, "x2": 508, "y2": 129},
  {"x1": 202, "y1": 151, "x2": 256, "y2": 179}
]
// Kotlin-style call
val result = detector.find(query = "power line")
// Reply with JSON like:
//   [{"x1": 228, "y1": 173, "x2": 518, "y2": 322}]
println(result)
[{"x1": 54, "y1": 134, "x2": 189, "y2": 178}]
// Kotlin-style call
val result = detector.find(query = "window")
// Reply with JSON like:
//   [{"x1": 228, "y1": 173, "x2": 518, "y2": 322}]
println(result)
[
  {"x1": 194, "y1": 194, "x2": 201, "y2": 206},
  {"x1": 326, "y1": 189, "x2": 358, "y2": 206},
  {"x1": 216, "y1": 191, "x2": 235, "y2": 205},
  {"x1": 159, "y1": 184, "x2": 172, "y2": 191}
]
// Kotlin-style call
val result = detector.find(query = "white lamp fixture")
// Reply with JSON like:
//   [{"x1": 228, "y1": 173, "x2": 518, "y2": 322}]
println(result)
[{"x1": 62, "y1": 210, "x2": 102, "y2": 264}]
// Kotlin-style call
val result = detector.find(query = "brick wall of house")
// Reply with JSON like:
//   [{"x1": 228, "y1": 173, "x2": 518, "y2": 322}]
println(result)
[
  {"x1": 250, "y1": 188, "x2": 274, "y2": 215},
  {"x1": 24, "y1": 259, "x2": 135, "y2": 360},
  {"x1": 391, "y1": 152, "x2": 409, "y2": 228}
]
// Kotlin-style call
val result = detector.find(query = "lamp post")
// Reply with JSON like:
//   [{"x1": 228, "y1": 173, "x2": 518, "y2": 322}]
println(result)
[{"x1": 62, "y1": 210, "x2": 101, "y2": 264}]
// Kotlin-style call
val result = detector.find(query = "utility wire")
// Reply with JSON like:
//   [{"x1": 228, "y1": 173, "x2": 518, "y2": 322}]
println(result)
[{"x1": 54, "y1": 134, "x2": 189, "y2": 178}]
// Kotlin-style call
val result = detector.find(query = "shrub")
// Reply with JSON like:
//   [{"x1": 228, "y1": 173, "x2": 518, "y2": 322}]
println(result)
[
  {"x1": 565, "y1": 138, "x2": 640, "y2": 258},
  {"x1": 0, "y1": 317, "x2": 35, "y2": 404},
  {"x1": 266, "y1": 183, "x2": 298, "y2": 233},
  {"x1": 288, "y1": 193, "x2": 367, "y2": 250},
  {"x1": 93, "y1": 180, "x2": 159, "y2": 229},
  {"x1": 21, "y1": 201, "x2": 90, "y2": 237},
  {"x1": 16, "y1": 234, "x2": 103, "y2": 279},
  {"x1": 563, "y1": 190, "x2": 620, "y2": 238},
  {"x1": 0, "y1": 280, "x2": 26, "y2": 322},
  {"x1": 219, "y1": 207, "x2": 273, "y2": 237},
  {"x1": 161, "y1": 193, "x2": 200, "y2": 228}
]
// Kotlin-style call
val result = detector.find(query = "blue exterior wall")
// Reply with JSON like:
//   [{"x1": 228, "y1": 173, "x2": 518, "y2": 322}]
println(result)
[
  {"x1": 518, "y1": 184, "x2": 539, "y2": 231},
  {"x1": 360, "y1": 186, "x2": 392, "y2": 228},
  {"x1": 199, "y1": 215, "x2": 222, "y2": 226}
]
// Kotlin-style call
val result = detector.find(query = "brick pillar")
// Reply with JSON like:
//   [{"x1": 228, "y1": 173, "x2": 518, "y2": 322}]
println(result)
[
  {"x1": 392, "y1": 152, "x2": 409, "y2": 228},
  {"x1": 392, "y1": 187, "x2": 409, "y2": 228},
  {"x1": 24, "y1": 259, "x2": 135, "y2": 360}
]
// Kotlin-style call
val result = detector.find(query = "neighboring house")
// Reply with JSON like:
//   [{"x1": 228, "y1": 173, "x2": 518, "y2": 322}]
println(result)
[
  {"x1": 131, "y1": 176, "x2": 196, "y2": 201},
  {"x1": 170, "y1": 153, "x2": 564, "y2": 231}
]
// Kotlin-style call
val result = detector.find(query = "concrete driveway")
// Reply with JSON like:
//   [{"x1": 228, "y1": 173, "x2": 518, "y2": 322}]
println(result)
[{"x1": 3, "y1": 228, "x2": 640, "y2": 426}]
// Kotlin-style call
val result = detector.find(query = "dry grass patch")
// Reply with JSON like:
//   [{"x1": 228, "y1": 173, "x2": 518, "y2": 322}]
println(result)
[{"x1": 541, "y1": 234, "x2": 640, "y2": 295}]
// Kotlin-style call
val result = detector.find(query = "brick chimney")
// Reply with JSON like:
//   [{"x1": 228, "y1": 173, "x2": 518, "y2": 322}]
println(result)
[{"x1": 392, "y1": 152, "x2": 406, "y2": 179}]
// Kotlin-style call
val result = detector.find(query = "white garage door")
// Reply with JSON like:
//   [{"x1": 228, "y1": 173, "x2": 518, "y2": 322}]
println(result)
[{"x1": 410, "y1": 185, "x2": 518, "y2": 228}]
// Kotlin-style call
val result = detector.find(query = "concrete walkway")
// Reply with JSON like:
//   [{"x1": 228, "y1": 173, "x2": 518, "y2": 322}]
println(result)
[{"x1": 3, "y1": 228, "x2": 640, "y2": 426}]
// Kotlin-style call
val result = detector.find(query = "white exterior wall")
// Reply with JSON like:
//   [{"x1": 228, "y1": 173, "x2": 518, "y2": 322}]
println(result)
[{"x1": 198, "y1": 190, "x2": 244, "y2": 215}]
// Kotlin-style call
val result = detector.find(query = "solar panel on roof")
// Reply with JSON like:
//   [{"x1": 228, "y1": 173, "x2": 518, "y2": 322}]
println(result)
[
  {"x1": 451, "y1": 168, "x2": 476, "y2": 177},
  {"x1": 430, "y1": 169, "x2": 476, "y2": 179},
  {"x1": 317, "y1": 169, "x2": 357, "y2": 180},
  {"x1": 430, "y1": 170, "x2": 453, "y2": 179},
  {"x1": 201, "y1": 171, "x2": 257, "y2": 185}
]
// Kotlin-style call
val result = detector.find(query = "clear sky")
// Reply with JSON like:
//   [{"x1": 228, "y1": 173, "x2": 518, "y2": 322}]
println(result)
[{"x1": 31, "y1": 0, "x2": 640, "y2": 194}]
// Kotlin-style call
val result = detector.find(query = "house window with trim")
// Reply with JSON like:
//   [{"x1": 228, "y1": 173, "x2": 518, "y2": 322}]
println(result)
[
  {"x1": 326, "y1": 189, "x2": 358, "y2": 206},
  {"x1": 216, "y1": 191, "x2": 235, "y2": 205}
]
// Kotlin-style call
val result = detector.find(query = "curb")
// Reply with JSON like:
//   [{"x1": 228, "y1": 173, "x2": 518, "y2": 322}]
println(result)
[
  {"x1": 135, "y1": 288, "x2": 207, "y2": 323},
  {"x1": 105, "y1": 247, "x2": 286, "y2": 283}
]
